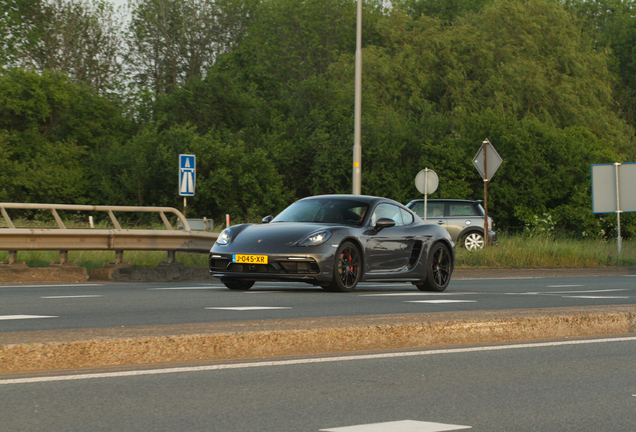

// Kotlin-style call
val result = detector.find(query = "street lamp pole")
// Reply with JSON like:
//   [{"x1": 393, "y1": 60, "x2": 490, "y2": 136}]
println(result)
[{"x1": 352, "y1": 0, "x2": 362, "y2": 195}]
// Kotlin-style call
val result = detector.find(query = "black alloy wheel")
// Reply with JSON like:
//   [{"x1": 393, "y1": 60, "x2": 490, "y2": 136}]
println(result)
[
  {"x1": 325, "y1": 241, "x2": 361, "y2": 292},
  {"x1": 221, "y1": 279, "x2": 255, "y2": 291},
  {"x1": 414, "y1": 242, "x2": 452, "y2": 292}
]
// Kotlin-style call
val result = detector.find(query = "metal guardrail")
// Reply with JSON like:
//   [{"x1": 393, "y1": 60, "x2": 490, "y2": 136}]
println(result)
[{"x1": 0, "y1": 203, "x2": 218, "y2": 265}]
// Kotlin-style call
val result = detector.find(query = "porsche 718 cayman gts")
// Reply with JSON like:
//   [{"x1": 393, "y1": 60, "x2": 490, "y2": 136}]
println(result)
[{"x1": 209, "y1": 195, "x2": 455, "y2": 292}]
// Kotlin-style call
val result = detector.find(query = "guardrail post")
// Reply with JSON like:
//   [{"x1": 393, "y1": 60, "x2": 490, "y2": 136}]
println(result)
[
  {"x1": 115, "y1": 251, "x2": 123, "y2": 265},
  {"x1": 167, "y1": 250, "x2": 176, "y2": 264},
  {"x1": 60, "y1": 250, "x2": 68, "y2": 264},
  {"x1": 8, "y1": 250, "x2": 17, "y2": 265}
]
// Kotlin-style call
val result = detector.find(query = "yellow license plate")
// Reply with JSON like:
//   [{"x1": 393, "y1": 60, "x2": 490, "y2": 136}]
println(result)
[{"x1": 233, "y1": 254, "x2": 268, "y2": 264}]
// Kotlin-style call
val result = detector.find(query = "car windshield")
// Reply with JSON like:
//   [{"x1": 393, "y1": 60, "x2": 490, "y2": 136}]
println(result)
[{"x1": 272, "y1": 199, "x2": 369, "y2": 226}]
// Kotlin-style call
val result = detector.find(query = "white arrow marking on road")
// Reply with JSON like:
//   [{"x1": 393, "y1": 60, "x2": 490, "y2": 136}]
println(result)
[{"x1": 0, "y1": 315, "x2": 58, "y2": 320}]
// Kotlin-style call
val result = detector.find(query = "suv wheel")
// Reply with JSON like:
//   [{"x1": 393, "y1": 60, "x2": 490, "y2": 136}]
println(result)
[{"x1": 463, "y1": 232, "x2": 484, "y2": 251}]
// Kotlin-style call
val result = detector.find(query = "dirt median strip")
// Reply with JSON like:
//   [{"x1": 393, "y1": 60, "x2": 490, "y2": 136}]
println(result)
[{"x1": 2, "y1": 305, "x2": 635, "y2": 373}]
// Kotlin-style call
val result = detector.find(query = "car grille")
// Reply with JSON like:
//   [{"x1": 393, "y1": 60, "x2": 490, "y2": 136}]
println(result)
[{"x1": 210, "y1": 258, "x2": 319, "y2": 274}]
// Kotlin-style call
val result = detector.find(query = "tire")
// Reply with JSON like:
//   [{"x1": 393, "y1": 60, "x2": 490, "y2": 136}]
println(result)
[
  {"x1": 221, "y1": 279, "x2": 255, "y2": 291},
  {"x1": 463, "y1": 232, "x2": 485, "y2": 251},
  {"x1": 325, "y1": 241, "x2": 362, "y2": 292},
  {"x1": 414, "y1": 242, "x2": 452, "y2": 292}
]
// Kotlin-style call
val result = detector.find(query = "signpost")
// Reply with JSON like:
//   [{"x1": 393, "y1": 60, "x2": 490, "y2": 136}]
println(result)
[
  {"x1": 591, "y1": 162, "x2": 636, "y2": 255},
  {"x1": 179, "y1": 154, "x2": 196, "y2": 218},
  {"x1": 415, "y1": 168, "x2": 439, "y2": 223},
  {"x1": 472, "y1": 139, "x2": 503, "y2": 248}
]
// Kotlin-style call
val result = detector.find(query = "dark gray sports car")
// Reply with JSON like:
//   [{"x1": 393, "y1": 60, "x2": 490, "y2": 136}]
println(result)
[{"x1": 209, "y1": 195, "x2": 455, "y2": 292}]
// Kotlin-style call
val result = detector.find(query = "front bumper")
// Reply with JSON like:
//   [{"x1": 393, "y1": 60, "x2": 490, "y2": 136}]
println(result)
[{"x1": 209, "y1": 251, "x2": 335, "y2": 284}]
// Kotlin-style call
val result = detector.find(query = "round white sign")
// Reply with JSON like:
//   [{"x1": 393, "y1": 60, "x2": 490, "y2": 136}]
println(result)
[{"x1": 415, "y1": 169, "x2": 439, "y2": 195}]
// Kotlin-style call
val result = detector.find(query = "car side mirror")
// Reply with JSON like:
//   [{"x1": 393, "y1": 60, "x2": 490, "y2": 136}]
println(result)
[
  {"x1": 374, "y1": 218, "x2": 396, "y2": 232},
  {"x1": 262, "y1": 215, "x2": 273, "y2": 224}
]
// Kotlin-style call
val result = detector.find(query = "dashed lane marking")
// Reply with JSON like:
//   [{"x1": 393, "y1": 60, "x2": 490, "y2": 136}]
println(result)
[
  {"x1": 547, "y1": 285, "x2": 584, "y2": 288},
  {"x1": 205, "y1": 307, "x2": 292, "y2": 311},
  {"x1": 40, "y1": 295, "x2": 103, "y2": 299},
  {"x1": 0, "y1": 315, "x2": 58, "y2": 320},
  {"x1": 405, "y1": 300, "x2": 477, "y2": 304},
  {"x1": 563, "y1": 296, "x2": 630, "y2": 299},
  {"x1": 510, "y1": 289, "x2": 629, "y2": 295},
  {"x1": 320, "y1": 419, "x2": 471, "y2": 431},
  {"x1": 361, "y1": 293, "x2": 477, "y2": 297},
  {"x1": 0, "y1": 284, "x2": 103, "y2": 288},
  {"x1": 148, "y1": 287, "x2": 226, "y2": 290}
]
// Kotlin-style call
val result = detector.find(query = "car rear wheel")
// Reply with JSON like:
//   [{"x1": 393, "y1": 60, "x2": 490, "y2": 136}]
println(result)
[
  {"x1": 221, "y1": 279, "x2": 255, "y2": 291},
  {"x1": 463, "y1": 232, "x2": 485, "y2": 251},
  {"x1": 325, "y1": 241, "x2": 361, "y2": 292},
  {"x1": 414, "y1": 242, "x2": 452, "y2": 292}
]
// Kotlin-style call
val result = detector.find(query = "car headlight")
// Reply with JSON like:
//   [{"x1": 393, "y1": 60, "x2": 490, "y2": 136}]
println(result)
[
  {"x1": 297, "y1": 230, "x2": 332, "y2": 247},
  {"x1": 216, "y1": 228, "x2": 231, "y2": 245}
]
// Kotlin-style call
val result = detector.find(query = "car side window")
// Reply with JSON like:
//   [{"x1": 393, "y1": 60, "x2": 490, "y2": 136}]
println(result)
[
  {"x1": 370, "y1": 203, "x2": 403, "y2": 227},
  {"x1": 449, "y1": 204, "x2": 477, "y2": 216},
  {"x1": 409, "y1": 202, "x2": 444, "y2": 218},
  {"x1": 400, "y1": 208, "x2": 413, "y2": 225},
  {"x1": 427, "y1": 203, "x2": 445, "y2": 218}
]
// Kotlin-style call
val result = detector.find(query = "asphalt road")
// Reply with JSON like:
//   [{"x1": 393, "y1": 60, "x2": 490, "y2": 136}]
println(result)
[
  {"x1": 2, "y1": 335, "x2": 636, "y2": 431},
  {"x1": 1, "y1": 275, "x2": 635, "y2": 332}
]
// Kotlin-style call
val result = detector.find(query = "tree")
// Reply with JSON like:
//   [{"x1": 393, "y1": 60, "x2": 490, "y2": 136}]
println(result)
[
  {"x1": 564, "y1": 0, "x2": 636, "y2": 142},
  {"x1": 320, "y1": 0, "x2": 632, "y2": 232},
  {"x1": 126, "y1": 0, "x2": 256, "y2": 95},
  {"x1": 0, "y1": 68, "x2": 129, "y2": 204},
  {"x1": 10, "y1": 0, "x2": 126, "y2": 95}
]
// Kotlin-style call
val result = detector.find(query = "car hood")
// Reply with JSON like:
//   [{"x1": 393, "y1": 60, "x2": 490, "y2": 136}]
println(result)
[{"x1": 229, "y1": 222, "x2": 334, "y2": 247}]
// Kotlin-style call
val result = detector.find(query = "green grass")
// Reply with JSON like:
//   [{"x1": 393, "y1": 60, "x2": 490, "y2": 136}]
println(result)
[{"x1": 456, "y1": 234, "x2": 636, "y2": 269}]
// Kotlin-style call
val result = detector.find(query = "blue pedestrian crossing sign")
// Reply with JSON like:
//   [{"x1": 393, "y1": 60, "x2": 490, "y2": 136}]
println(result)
[{"x1": 179, "y1": 154, "x2": 196, "y2": 196}]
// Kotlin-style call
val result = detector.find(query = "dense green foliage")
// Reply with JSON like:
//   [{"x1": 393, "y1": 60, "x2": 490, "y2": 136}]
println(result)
[{"x1": 1, "y1": 0, "x2": 635, "y2": 237}]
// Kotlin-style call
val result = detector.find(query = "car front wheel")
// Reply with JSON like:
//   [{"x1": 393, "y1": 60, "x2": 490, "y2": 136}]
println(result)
[
  {"x1": 463, "y1": 232, "x2": 485, "y2": 251},
  {"x1": 324, "y1": 241, "x2": 361, "y2": 292}
]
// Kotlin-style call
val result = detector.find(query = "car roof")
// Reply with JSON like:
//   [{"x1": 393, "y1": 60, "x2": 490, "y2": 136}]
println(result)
[{"x1": 301, "y1": 195, "x2": 405, "y2": 207}]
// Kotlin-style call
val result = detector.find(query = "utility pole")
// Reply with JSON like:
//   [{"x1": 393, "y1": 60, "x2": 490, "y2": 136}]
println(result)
[{"x1": 352, "y1": 0, "x2": 362, "y2": 195}]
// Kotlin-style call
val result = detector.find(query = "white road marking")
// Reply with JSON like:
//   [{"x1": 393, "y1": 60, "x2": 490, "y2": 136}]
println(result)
[
  {"x1": 1, "y1": 336, "x2": 635, "y2": 385},
  {"x1": 453, "y1": 277, "x2": 539, "y2": 281},
  {"x1": 320, "y1": 419, "x2": 471, "y2": 431},
  {"x1": 148, "y1": 287, "x2": 225, "y2": 290},
  {"x1": 513, "y1": 289, "x2": 629, "y2": 295},
  {"x1": 0, "y1": 315, "x2": 58, "y2": 320},
  {"x1": 245, "y1": 291, "x2": 286, "y2": 294},
  {"x1": 361, "y1": 293, "x2": 477, "y2": 297},
  {"x1": 547, "y1": 285, "x2": 583, "y2": 288},
  {"x1": 563, "y1": 296, "x2": 630, "y2": 299},
  {"x1": 406, "y1": 300, "x2": 477, "y2": 304},
  {"x1": 205, "y1": 307, "x2": 292, "y2": 311},
  {"x1": 0, "y1": 284, "x2": 103, "y2": 288},
  {"x1": 40, "y1": 295, "x2": 103, "y2": 299}
]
